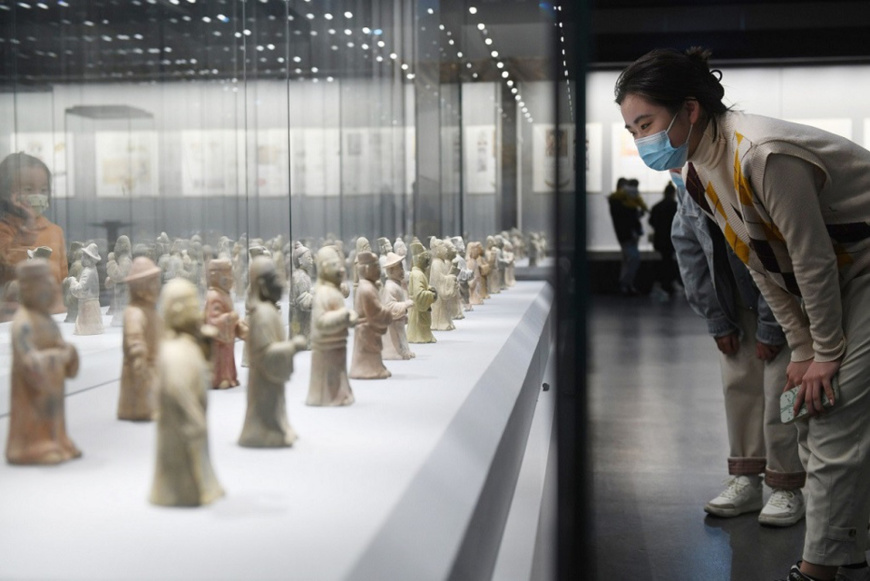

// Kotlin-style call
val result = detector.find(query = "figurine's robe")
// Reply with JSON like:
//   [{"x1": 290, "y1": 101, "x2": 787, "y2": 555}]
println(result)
[
  {"x1": 63, "y1": 260, "x2": 82, "y2": 323},
  {"x1": 485, "y1": 247, "x2": 501, "y2": 295},
  {"x1": 106, "y1": 255, "x2": 132, "y2": 327},
  {"x1": 407, "y1": 267, "x2": 436, "y2": 344},
  {"x1": 6, "y1": 305, "x2": 80, "y2": 464},
  {"x1": 239, "y1": 301, "x2": 299, "y2": 447},
  {"x1": 381, "y1": 278, "x2": 414, "y2": 360},
  {"x1": 429, "y1": 258, "x2": 456, "y2": 331},
  {"x1": 150, "y1": 333, "x2": 224, "y2": 507},
  {"x1": 306, "y1": 282, "x2": 355, "y2": 406},
  {"x1": 118, "y1": 302, "x2": 162, "y2": 421},
  {"x1": 350, "y1": 278, "x2": 400, "y2": 379},
  {"x1": 205, "y1": 287, "x2": 244, "y2": 389},
  {"x1": 453, "y1": 255, "x2": 472, "y2": 314},
  {"x1": 69, "y1": 265, "x2": 103, "y2": 335}
]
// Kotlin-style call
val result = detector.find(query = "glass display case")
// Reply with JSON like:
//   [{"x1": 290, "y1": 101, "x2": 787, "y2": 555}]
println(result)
[{"x1": 0, "y1": 0, "x2": 581, "y2": 579}]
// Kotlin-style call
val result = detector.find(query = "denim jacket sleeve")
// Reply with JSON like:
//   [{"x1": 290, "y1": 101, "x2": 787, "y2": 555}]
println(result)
[{"x1": 671, "y1": 190, "x2": 738, "y2": 338}]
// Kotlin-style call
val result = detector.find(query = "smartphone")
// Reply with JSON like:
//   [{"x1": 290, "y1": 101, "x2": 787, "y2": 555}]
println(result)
[{"x1": 780, "y1": 377, "x2": 840, "y2": 424}]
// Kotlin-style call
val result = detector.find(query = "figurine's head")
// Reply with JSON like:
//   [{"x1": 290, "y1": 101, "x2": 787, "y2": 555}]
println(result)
[
  {"x1": 377, "y1": 237, "x2": 392, "y2": 255},
  {"x1": 207, "y1": 258, "x2": 234, "y2": 292},
  {"x1": 486, "y1": 235, "x2": 496, "y2": 249},
  {"x1": 410, "y1": 241, "x2": 430, "y2": 271},
  {"x1": 161, "y1": 278, "x2": 201, "y2": 336},
  {"x1": 450, "y1": 236, "x2": 466, "y2": 255},
  {"x1": 383, "y1": 252, "x2": 404, "y2": 281},
  {"x1": 81, "y1": 243, "x2": 101, "y2": 267},
  {"x1": 27, "y1": 246, "x2": 52, "y2": 260},
  {"x1": 125, "y1": 257, "x2": 162, "y2": 305},
  {"x1": 293, "y1": 242, "x2": 314, "y2": 272},
  {"x1": 250, "y1": 255, "x2": 283, "y2": 305},
  {"x1": 248, "y1": 245, "x2": 270, "y2": 260},
  {"x1": 316, "y1": 246, "x2": 344, "y2": 287},
  {"x1": 0, "y1": 152, "x2": 51, "y2": 219},
  {"x1": 394, "y1": 237, "x2": 407, "y2": 257},
  {"x1": 114, "y1": 235, "x2": 131, "y2": 257},
  {"x1": 132, "y1": 243, "x2": 152, "y2": 260},
  {"x1": 504, "y1": 240, "x2": 514, "y2": 253},
  {"x1": 357, "y1": 251, "x2": 380, "y2": 283},
  {"x1": 442, "y1": 238, "x2": 456, "y2": 261},
  {"x1": 495, "y1": 235, "x2": 505, "y2": 249},
  {"x1": 430, "y1": 238, "x2": 446, "y2": 261},
  {"x1": 356, "y1": 237, "x2": 371, "y2": 255},
  {"x1": 17, "y1": 259, "x2": 58, "y2": 312}
]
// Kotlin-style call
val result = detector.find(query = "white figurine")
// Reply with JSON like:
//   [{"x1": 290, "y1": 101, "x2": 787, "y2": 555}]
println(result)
[
  {"x1": 381, "y1": 252, "x2": 416, "y2": 360},
  {"x1": 65, "y1": 242, "x2": 104, "y2": 335}
]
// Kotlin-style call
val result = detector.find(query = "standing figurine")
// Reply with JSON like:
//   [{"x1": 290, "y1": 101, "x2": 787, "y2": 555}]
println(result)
[
  {"x1": 352, "y1": 236, "x2": 372, "y2": 307},
  {"x1": 239, "y1": 257, "x2": 307, "y2": 447},
  {"x1": 6, "y1": 260, "x2": 80, "y2": 465},
  {"x1": 65, "y1": 242, "x2": 104, "y2": 335},
  {"x1": 204, "y1": 258, "x2": 248, "y2": 389},
  {"x1": 466, "y1": 241, "x2": 486, "y2": 306},
  {"x1": 502, "y1": 239, "x2": 517, "y2": 287},
  {"x1": 106, "y1": 235, "x2": 133, "y2": 327},
  {"x1": 350, "y1": 252, "x2": 412, "y2": 379},
  {"x1": 118, "y1": 257, "x2": 163, "y2": 421},
  {"x1": 451, "y1": 236, "x2": 473, "y2": 312},
  {"x1": 442, "y1": 238, "x2": 464, "y2": 320},
  {"x1": 484, "y1": 236, "x2": 501, "y2": 295},
  {"x1": 407, "y1": 241, "x2": 437, "y2": 344},
  {"x1": 289, "y1": 242, "x2": 315, "y2": 346},
  {"x1": 306, "y1": 246, "x2": 357, "y2": 406},
  {"x1": 63, "y1": 241, "x2": 83, "y2": 323},
  {"x1": 150, "y1": 279, "x2": 224, "y2": 507},
  {"x1": 381, "y1": 251, "x2": 416, "y2": 360},
  {"x1": 429, "y1": 239, "x2": 456, "y2": 331}
]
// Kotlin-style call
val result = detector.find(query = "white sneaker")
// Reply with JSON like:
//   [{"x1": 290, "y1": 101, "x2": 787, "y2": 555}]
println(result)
[
  {"x1": 704, "y1": 475, "x2": 763, "y2": 517},
  {"x1": 759, "y1": 488, "x2": 806, "y2": 527}
]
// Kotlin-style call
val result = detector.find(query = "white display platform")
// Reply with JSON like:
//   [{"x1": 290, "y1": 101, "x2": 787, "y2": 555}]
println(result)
[{"x1": 0, "y1": 281, "x2": 552, "y2": 581}]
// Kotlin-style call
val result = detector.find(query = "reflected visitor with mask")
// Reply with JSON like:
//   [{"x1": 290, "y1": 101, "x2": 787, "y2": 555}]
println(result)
[{"x1": 0, "y1": 153, "x2": 68, "y2": 315}]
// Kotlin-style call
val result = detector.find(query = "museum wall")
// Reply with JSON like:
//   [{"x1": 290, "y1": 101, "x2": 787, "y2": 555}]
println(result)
[
  {"x1": 1, "y1": 76, "x2": 560, "y2": 249},
  {"x1": 585, "y1": 64, "x2": 870, "y2": 251}
]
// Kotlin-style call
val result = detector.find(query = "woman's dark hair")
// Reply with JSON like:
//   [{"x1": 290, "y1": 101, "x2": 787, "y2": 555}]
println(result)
[
  {"x1": 0, "y1": 152, "x2": 52, "y2": 220},
  {"x1": 615, "y1": 47, "x2": 729, "y2": 130}
]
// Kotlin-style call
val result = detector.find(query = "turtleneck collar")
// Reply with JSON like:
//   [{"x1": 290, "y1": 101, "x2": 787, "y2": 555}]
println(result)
[{"x1": 688, "y1": 111, "x2": 738, "y2": 171}]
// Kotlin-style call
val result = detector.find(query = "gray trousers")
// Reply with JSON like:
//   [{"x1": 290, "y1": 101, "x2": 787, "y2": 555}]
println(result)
[{"x1": 798, "y1": 273, "x2": 870, "y2": 566}]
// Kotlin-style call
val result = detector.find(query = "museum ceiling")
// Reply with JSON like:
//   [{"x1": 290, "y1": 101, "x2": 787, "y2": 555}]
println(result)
[{"x1": 2, "y1": 0, "x2": 870, "y2": 88}]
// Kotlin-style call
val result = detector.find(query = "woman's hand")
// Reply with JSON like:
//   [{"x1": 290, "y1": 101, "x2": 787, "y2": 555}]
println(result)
[
  {"x1": 785, "y1": 358, "x2": 841, "y2": 418},
  {"x1": 714, "y1": 333, "x2": 739, "y2": 356}
]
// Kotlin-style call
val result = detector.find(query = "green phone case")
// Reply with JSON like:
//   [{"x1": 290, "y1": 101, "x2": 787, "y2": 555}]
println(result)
[{"x1": 780, "y1": 377, "x2": 840, "y2": 424}]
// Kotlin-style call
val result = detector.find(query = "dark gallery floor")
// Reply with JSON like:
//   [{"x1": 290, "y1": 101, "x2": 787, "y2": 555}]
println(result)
[{"x1": 589, "y1": 294, "x2": 806, "y2": 581}]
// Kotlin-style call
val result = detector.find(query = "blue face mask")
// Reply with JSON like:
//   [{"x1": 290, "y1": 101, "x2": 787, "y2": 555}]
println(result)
[
  {"x1": 635, "y1": 112, "x2": 692, "y2": 171},
  {"x1": 669, "y1": 170, "x2": 686, "y2": 191}
]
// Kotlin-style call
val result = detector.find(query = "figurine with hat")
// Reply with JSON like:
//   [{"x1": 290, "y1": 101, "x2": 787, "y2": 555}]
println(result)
[
  {"x1": 381, "y1": 251, "x2": 416, "y2": 360},
  {"x1": 64, "y1": 242, "x2": 104, "y2": 335}
]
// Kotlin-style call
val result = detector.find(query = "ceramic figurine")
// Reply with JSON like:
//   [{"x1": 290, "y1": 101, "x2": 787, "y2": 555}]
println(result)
[
  {"x1": 63, "y1": 241, "x2": 83, "y2": 323},
  {"x1": 240, "y1": 246, "x2": 269, "y2": 369},
  {"x1": 484, "y1": 236, "x2": 501, "y2": 295},
  {"x1": 306, "y1": 245, "x2": 357, "y2": 406},
  {"x1": 450, "y1": 236, "x2": 472, "y2": 312},
  {"x1": 289, "y1": 242, "x2": 315, "y2": 345},
  {"x1": 350, "y1": 252, "x2": 411, "y2": 379},
  {"x1": 503, "y1": 239, "x2": 517, "y2": 287},
  {"x1": 442, "y1": 238, "x2": 464, "y2": 320},
  {"x1": 6, "y1": 260, "x2": 80, "y2": 465},
  {"x1": 239, "y1": 257, "x2": 306, "y2": 447},
  {"x1": 232, "y1": 239, "x2": 247, "y2": 298},
  {"x1": 407, "y1": 241, "x2": 437, "y2": 344},
  {"x1": 381, "y1": 252, "x2": 416, "y2": 360},
  {"x1": 377, "y1": 237, "x2": 392, "y2": 284},
  {"x1": 106, "y1": 235, "x2": 133, "y2": 327},
  {"x1": 466, "y1": 242, "x2": 486, "y2": 305},
  {"x1": 352, "y1": 236, "x2": 372, "y2": 306},
  {"x1": 496, "y1": 235, "x2": 510, "y2": 291},
  {"x1": 429, "y1": 239, "x2": 456, "y2": 331},
  {"x1": 118, "y1": 257, "x2": 163, "y2": 421},
  {"x1": 204, "y1": 258, "x2": 248, "y2": 389},
  {"x1": 270, "y1": 236, "x2": 287, "y2": 286},
  {"x1": 65, "y1": 242, "x2": 104, "y2": 335},
  {"x1": 149, "y1": 279, "x2": 224, "y2": 507},
  {"x1": 394, "y1": 237, "x2": 408, "y2": 271}
]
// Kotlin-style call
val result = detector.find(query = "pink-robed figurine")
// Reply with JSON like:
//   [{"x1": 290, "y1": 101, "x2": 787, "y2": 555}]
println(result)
[
  {"x1": 205, "y1": 258, "x2": 248, "y2": 389},
  {"x1": 6, "y1": 260, "x2": 81, "y2": 465},
  {"x1": 306, "y1": 246, "x2": 357, "y2": 406},
  {"x1": 350, "y1": 251, "x2": 412, "y2": 379},
  {"x1": 118, "y1": 257, "x2": 163, "y2": 421}
]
